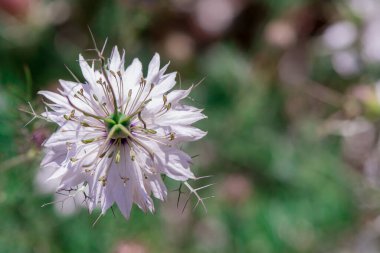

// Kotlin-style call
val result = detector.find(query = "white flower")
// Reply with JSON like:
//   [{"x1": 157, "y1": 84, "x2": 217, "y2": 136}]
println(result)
[{"x1": 38, "y1": 46, "x2": 207, "y2": 220}]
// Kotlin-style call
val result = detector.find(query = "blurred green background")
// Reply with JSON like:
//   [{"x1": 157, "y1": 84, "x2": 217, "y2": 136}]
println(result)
[{"x1": 2, "y1": 0, "x2": 380, "y2": 252}]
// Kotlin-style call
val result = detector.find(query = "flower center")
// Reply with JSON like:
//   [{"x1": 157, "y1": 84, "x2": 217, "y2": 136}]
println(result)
[{"x1": 105, "y1": 112, "x2": 131, "y2": 139}]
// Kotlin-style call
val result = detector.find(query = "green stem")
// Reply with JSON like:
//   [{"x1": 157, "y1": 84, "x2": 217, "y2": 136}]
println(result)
[{"x1": 0, "y1": 149, "x2": 38, "y2": 172}]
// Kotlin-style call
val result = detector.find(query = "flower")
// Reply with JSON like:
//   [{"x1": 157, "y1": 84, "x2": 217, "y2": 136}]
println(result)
[{"x1": 38, "y1": 46, "x2": 207, "y2": 220}]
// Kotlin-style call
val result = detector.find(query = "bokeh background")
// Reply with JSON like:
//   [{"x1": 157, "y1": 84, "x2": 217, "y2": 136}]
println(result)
[{"x1": 2, "y1": 0, "x2": 380, "y2": 252}]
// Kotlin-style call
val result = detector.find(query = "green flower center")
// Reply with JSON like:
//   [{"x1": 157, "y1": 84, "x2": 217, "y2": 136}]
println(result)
[{"x1": 105, "y1": 112, "x2": 131, "y2": 139}]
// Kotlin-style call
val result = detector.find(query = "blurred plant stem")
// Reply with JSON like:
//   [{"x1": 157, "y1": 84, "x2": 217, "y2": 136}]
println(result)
[
  {"x1": 23, "y1": 65, "x2": 33, "y2": 101},
  {"x1": 0, "y1": 149, "x2": 38, "y2": 172}
]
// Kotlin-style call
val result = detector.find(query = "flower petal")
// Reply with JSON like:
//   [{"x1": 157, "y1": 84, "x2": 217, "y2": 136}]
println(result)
[
  {"x1": 79, "y1": 54, "x2": 96, "y2": 85},
  {"x1": 109, "y1": 46, "x2": 122, "y2": 72}
]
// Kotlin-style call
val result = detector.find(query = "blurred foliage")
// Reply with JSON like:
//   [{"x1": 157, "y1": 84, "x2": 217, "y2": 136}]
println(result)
[{"x1": 0, "y1": 0, "x2": 378, "y2": 252}]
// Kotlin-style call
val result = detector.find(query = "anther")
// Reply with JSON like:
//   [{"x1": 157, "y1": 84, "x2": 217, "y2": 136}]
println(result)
[
  {"x1": 130, "y1": 148, "x2": 136, "y2": 161},
  {"x1": 66, "y1": 142, "x2": 73, "y2": 150},
  {"x1": 121, "y1": 176, "x2": 129, "y2": 185},
  {"x1": 82, "y1": 138, "x2": 96, "y2": 144},
  {"x1": 145, "y1": 129, "x2": 157, "y2": 134},
  {"x1": 115, "y1": 150, "x2": 121, "y2": 164},
  {"x1": 81, "y1": 122, "x2": 90, "y2": 127},
  {"x1": 98, "y1": 176, "x2": 107, "y2": 186}
]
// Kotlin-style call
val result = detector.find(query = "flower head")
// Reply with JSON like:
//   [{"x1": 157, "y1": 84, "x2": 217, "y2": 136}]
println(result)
[{"x1": 38, "y1": 46, "x2": 207, "y2": 219}]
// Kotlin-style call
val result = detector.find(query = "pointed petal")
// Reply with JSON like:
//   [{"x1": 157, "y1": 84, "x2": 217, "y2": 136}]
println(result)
[
  {"x1": 146, "y1": 53, "x2": 160, "y2": 85},
  {"x1": 109, "y1": 46, "x2": 122, "y2": 72},
  {"x1": 79, "y1": 54, "x2": 96, "y2": 85}
]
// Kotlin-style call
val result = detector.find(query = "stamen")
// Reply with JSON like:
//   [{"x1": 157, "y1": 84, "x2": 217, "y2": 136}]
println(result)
[
  {"x1": 156, "y1": 102, "x2": 172, "y2": 118},
  {"x1": 133, "y1": 132, "x2": 170, "y2": 146},
  {"x1": 118, "y1": 124, "x2": 155, "y2": 160},
  {"x1": 130, "y1": 126, "x2": 157, "y2": 134},
  {"x1": 137, "y1": 111, "x2": 147, "y2": 129},
  {"x1": 145, "y1": 129, "x2": 157, "y2": 134},
  {"x1": 100, "y1": 59, "x2": 118, "y2": 114},
  {"x1": 123, "y1": 89, "x2": 133, "y2": 114},
  {"x1": 122, "y1": 98, "x2": 151, "y2": 124},
  {"x1": 128, "y1": 78, "x2": 145, "y2": 115},
  {"x1": 70, "y1": 157, "x2": 78, "y2": 162},
  {"x1": 74, "y1": 93, "x2": 92, "y2": 108},
  {"x1": 115, "y1": 152, "x2": 121, "y2": 163},
  {"x1": 96, "y1": 99, "x2": 110, "y2": 116},
  {"x1": 66, "y1": 142, "x2": 74, "y2": 150},
  {"x1": 98, "y1": 175, "x2": 107, "y2": 187},
  {"x1": 110, "y1": 70, "x2": 122, "y2": 105},
  {"x1": 97, "y1": 78, "x2": 113, "y2": 106},
  {"x1": 67, "y1": 97, "x2": 106, "y2": 122},
  {"x1": 81, "y1": 138, "x2": 96, "y2": 144},
  {"x1": 81, "y1": 122, "x2": 90, "y2": 127},
  {"x1": 129, "y1": 144, "x2": 136, "y2": 161},
  {"x1": 88, "y1": 124, "x2": 118, "y2": 166},
  {"x1": 63, "y1": 109, "x2": 76, "y2": 120},
  {"x1": 129, "y1": 82, "x2": 154, "y2": 117},
  {"x1": 117, "y1": 71, "x2": 124, "y2": 105},
  {"x1": 99, "y1": 148, "x2": 117, "y2": 186}
]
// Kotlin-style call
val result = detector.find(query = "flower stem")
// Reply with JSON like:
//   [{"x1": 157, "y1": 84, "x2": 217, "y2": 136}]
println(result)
[{"x1": 0, "y1": 149, "x2": 38, "y2": 172}]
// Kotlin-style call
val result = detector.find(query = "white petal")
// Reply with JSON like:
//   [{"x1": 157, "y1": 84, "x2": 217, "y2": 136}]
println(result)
[
  {"x1": 47, "y1": 166, "x2": 68, "y2": 181},
  {"x1": 146, "y1": 53, "x2": 160, "y2": 85},
  {"x1": 166, "y1": 86, "x2": 192, "y2": 103},
  {"x1": 155, "y1": 108, "x2": 207, "y2": 126},
  {"x1": 147, "y1": 174, "x2": 167, "y2": 201},
  {"x1": 150, "y1": 72, "x2": 177, "y2": 97},
  {"x1": 143, "y1": 86, "x2": 192, "y2": 116},
  {"x1": 130, "y1": 157, "x2": 154, "y2": 213},
  {"x1": 58, "y1": 80, "x2": 81, "y2": 95},
  {"x1": 123, "y1": 58, "x2": 143, "y2": 90},
  {"x1": 79, "y1": 54, "x2": 96, "y2": 85},
  {"x1": 138, "y1": 140, "x2": 195, "y2": 181},
  {"x1": 41, "y1": 150, "x2": 66, "y2": 169},
  {"x1": 168, "y1": 125, "x2": 207, "y2": 142},
  {"x1": 109, "y1": 46, "x2": 122, "y2": 72},
  {"x1": 112, "y1": 148, "x2": 134, "y2": 218},
  {"x1": 38, "y1": 90, "x2": 70, "y2": 109}
]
